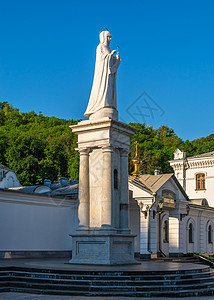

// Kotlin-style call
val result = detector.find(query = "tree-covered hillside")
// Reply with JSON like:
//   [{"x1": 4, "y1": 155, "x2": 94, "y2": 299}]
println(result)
[
  {"x1": 0, "y1": 101, "x2": 214, "y2": 186},
  {"x1": 128, "y1": 123, "x2": 214, "y2": 175},
  {"x1": 0, "y1": 102, "x2": 79, "y2": 185}
]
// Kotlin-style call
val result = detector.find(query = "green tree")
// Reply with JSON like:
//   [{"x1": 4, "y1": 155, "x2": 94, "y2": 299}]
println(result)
[{"x1": 0, "y1": 101, "x2": 214, "y2": 185}]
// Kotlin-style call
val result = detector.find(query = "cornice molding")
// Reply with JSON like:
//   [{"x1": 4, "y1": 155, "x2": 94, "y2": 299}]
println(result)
[{"x1": 171, "y1": 160, "x2": 214, "y2": 170}]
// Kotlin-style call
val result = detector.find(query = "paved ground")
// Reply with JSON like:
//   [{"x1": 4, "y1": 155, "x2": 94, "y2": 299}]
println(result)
[
  {"x1": 1, "y1": 293, "x2": 214, "y2": 299},
  {"x1": 0, "y1": 258, "x2": 206, "y2": 272}
]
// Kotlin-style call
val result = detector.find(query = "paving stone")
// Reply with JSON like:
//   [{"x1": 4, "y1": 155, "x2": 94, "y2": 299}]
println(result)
[{"x1": 1, "y1": 293, "x2": 214, "y2": 300}]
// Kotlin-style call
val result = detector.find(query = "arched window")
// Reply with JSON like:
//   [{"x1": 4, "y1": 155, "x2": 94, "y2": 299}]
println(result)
[
  {"x1": 202, "y1": 199, "x2": 209, "y2": 206},
  {"x1": 114, "y1": 169, "x2": 118, "y2": 189},
  {"x1": 163, "y1": 220, "x2": 169, "y2": 243},
  {"x1": 208, "y1": 225, "x2": 213, "y2": 244},
  {"x1": 196, "y1": 173, "x2": 205, "y2": 190},
  {"x1": 189, "y1": 223, "x2": 194, "y2": 243}
]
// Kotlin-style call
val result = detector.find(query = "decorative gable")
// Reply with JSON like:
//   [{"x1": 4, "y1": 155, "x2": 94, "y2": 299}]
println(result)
[{"x1": 174, "y1": 148, "x2": 186, "y2": 160}]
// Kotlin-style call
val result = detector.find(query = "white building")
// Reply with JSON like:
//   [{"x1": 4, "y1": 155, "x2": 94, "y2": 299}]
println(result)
[
  {"x1": 129, "y1": 173, "x2": 189, "y2": 257},
  {"x1": 170, "y1": 149, "x2": 214, "y2": 206},
  {"x1": 1, "y1": 149, "x2": 214, "y2": 259},
  {"x1": 128, "y1": 149, "x2": 214, "y2": 258}
]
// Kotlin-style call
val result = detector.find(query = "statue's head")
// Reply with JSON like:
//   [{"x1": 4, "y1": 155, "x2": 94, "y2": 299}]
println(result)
[{"x1": 99, "y1": 30, "x2": 111, "y2": 46}]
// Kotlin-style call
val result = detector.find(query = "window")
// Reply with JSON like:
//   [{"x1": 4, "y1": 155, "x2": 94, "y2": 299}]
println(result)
[
  {"x1": 163, "y1": 220, "x2": 169, "y2": 243},
  {"x1": 114, "y1": 169, "x2": 118, "y2": 189},
  {"x1": 202, "y1": 199, "x2": 208, "y2": 206},
  {"x1": 196, "y1": 173, "x2": 205, "y2": 190},
  {"x1": 208, "y1": 225, "x2": 213, "y2": 244},
  {"x1": 189, "y1": 223, "x2": 194, "y2": 243}
]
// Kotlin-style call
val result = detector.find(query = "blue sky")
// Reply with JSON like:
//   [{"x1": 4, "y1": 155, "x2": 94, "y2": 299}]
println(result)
[{"x1": 0, "y1": 0, "x2": 214, "y2": 141}]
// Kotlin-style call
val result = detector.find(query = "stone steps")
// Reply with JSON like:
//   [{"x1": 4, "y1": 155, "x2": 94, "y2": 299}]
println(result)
[
  {"x1": 3, "y1": 279, "x2": 214, "y2": 290},
  {"x1": 1, "y1": 273, "x2": 214, "y2": 285},
  {"x1": 1, "y1": 269, "x2": 213, "y2": 280},
  {"x1": 3, "y1": 286, "x2": 214, "y2": 298},
  {"x1": 1, "y1": 265, "x2": 214, "y2": 297}
]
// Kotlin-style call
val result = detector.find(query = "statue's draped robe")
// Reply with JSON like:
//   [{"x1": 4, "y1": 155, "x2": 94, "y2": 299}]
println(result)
[{"x1": 84, "y1": 44, "x2": 120, "y2": 117}]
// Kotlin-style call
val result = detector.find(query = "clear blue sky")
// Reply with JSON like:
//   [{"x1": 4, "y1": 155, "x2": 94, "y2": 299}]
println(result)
[{"x1": 0, "y1": 0, "x2": 214, "y2": 141}]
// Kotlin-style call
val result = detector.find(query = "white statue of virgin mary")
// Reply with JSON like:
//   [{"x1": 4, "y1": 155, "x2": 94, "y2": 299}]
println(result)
[{"x1": 84, "y1": 29, "x2": 121, "y2": 120}]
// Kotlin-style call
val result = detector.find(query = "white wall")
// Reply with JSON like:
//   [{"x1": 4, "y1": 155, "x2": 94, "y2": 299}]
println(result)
[
  {"x1": 170, "y1": 155, "x2": 214, "y2": 207},
  {"x1": 181, "y1": 207, "x2": 214, "y2": 254},
  {"x1": 185, "y1": 163, "x2": 214, "y2": 206},
  {"x1": 0, "y1": 190, "x2": 77, "y2": 253}
]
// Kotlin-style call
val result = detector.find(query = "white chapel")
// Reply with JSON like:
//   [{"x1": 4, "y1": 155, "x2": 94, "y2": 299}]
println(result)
[{"x1": 128, "y1": 149, "x2": 214, "y2": 258}]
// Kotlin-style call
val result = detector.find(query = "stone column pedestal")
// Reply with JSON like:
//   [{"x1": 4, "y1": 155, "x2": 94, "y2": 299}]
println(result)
[
  {"x1": 69, "y1": 117, "x2": 137, "y2": 265},
  {"x1": 70, "y1": 234, "x2": 136, "y2": 265}
]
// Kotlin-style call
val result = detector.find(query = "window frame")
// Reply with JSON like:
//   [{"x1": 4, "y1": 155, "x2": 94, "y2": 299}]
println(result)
[{"x1": 195, "y1": 173, "x2": 206, "y2": 191}]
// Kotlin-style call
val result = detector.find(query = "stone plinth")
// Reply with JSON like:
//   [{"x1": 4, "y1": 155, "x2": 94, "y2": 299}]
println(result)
[
  {"x1": 70, "y1": 234, "x2": 136, "y2": 265},
  {"x1": 69, "y1": 117, "x2": 137, "y2": 265}
]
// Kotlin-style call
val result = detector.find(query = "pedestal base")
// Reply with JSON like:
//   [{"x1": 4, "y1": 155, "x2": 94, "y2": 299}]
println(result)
[{"x1": 69, "y1": 234, "x2": 137, "y2": 265}]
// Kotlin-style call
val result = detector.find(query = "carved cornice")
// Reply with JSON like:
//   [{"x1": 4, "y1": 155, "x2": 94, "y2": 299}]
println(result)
[
  {"x1": 171, "y1": 163, "x2": 188, "y2": 171},
  {"x1": 171, "y1": 159, "x2": 214, "y2": 170},
  {"x1": 188, "y1": 160, "x2": 214, "y2": 169}
]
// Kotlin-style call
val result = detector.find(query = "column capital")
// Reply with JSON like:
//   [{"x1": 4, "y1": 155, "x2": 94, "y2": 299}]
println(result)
[
  {"x1": 120, "y1": 149, "x2": 130, "y2": 157},
  {"x1": 102, "y1": 145, "x2": 114, "y2": 153},
  {"x1": 78, "y1": 148, "x2": 90, "y2": 155}
]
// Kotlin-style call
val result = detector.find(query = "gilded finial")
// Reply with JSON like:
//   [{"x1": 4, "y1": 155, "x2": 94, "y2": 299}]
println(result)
[
  {"x1": 135, "y1": 141, "x2": 138, "y2": 157},
  {"x1": 131, "y1": 141, "x2": 142, "y2": 177}
]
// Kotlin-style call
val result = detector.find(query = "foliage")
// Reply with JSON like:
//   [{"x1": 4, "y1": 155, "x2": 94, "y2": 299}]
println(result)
[
  {"x1": 128, "y1": 123, "x2": 183, "y2": 174},
  {"x1": 128, "y1": 123, "x2": 214, "y2": 175},
  {"x1": 0, "y1": 101, "x2": 214, "y2": 185},
  {"x1": 0, "y1": 102, "x2": 78, "y2": 185}
]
